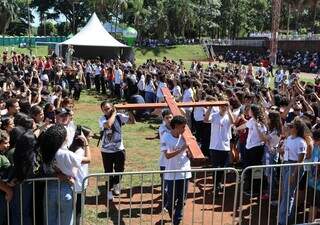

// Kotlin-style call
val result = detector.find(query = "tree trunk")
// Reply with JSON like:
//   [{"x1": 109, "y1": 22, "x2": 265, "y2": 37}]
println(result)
[
  {"x1": 287, "y1": 3, "x2": 291, "y2": 35},
  {"x1": 313, "y1": 0, "x2": 318, "y2": 32}
]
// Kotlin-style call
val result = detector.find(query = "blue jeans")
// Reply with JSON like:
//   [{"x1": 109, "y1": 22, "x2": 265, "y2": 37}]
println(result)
[
  {"x1": 44, "y1": 180, "x2": 74, "y2": 225},
  {"x1": 10, "y1": 182, "x2": 33, "y2": 225},
  {"x1": 264, "y1": 149, "x2": 279, "y2": 196},
  {"x1": 165, "y1": 179, "x2": 189, "y2": 225},
  {"x1": 0, "y1": 191, "x2": 8, "y2": 225},
  {"x1": 278, "y1": 165, "x2": 304, "y2": 225},
  {"x1": 160, "y1": 166, "x2": 167, "y2": 208}
]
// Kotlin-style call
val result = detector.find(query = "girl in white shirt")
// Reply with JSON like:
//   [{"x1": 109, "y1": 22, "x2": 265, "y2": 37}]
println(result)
[
  {"x1": 69, "y1": 126, "x2": 92, "y2": 225},
  {"x1": 261, "y1": 111, "x2": 283, "y2": 200},
  {"x1": 278, "y1": 118, "x2": 307, "y2": 225},
  {"x1": 172, "y1": 79, "x2": 182, "y2": 102},
  {"x1": 236, "y1": 104, "x2": 267, "y2": 192},
  {"x1": 40, "y1": 125, "x2": 90, "y2": 225}
]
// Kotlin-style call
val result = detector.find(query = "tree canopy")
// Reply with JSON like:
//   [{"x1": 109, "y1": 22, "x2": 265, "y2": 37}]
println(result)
[{"x1": 1, "y1": 0, "x2": 320, "y2": 38}]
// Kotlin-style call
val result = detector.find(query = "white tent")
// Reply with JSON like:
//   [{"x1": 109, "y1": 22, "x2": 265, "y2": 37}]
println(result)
[{"x1": 60, "y1": 13, "x2": 133, "y2": 60}]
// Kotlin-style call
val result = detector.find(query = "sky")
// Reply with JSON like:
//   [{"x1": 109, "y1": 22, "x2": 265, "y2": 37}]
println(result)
[{"x1": 31, "y1": 9, "x2": 66, "y2": 27}]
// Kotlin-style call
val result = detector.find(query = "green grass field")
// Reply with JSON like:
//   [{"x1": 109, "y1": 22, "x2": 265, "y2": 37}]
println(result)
[{"x1": 134, "y1": 45, "x2": 207, "y2": 66}]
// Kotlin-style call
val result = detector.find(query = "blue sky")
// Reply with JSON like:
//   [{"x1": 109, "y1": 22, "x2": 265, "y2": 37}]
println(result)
[{"x1": 31, "y1": 9, "x2": 66, "y2": 27}]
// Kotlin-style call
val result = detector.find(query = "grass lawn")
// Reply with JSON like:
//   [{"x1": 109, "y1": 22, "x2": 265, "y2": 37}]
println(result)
[
  {"x1": 0, "y1": 46, "x2": 48, "y2": 56},
  {"x1": 134, "y1": 45, "x2": 207, "y2": 66},
  {"x1": 74, "y1": 91, "x2": 161, "y2": 175}
]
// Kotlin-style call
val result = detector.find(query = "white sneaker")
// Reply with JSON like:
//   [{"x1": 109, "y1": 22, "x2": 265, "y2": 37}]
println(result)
[
  {"x1": 113, "y1": 184, "x2": 121, "y2": 196},
  {"x1": 107, "y1": 191, "x2": 114, "y2": 200}
]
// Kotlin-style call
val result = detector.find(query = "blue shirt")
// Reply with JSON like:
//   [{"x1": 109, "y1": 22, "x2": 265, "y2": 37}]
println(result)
[{"x1": 308, "y1": 145, "x2": 320, "y2": 191}]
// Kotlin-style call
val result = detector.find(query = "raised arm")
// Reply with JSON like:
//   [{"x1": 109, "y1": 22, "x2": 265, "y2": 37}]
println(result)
[{"x1": 204, "y1": 107, "x2": 212, "y2": 123}]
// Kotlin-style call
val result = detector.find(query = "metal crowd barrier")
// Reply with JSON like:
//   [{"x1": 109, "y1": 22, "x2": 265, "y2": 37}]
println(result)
[
  {"x1": 80, "y1": 168, "x2": 239, "y2": 225},
  {"x1": 3, "y1": 177, "x2": 76, "y2": 225},
  {"x1": 3, "y1": 162, "x2": 320, "y2": 225},
  {"x1": 238, "y1": 162, "x2": 320, "y2": 225}
]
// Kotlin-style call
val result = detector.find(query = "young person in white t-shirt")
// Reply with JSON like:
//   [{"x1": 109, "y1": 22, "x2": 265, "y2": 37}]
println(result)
[
  {"x1": 69, "y1": 126, "x2": 92, "y2": 225},
  {"x1": 162, "y1": 115, "x2": 191, "y2": 225},
  {"x1": 193, "y1": 90, "x2": 207, "y2": 145},
  {"x1": 204, "y1": 102, "x2": 235, "y2": 192},
  {"x1": 278, "y1": 118, "x2": 307, "y2": 225},
  {"x1": 114, "y1": 65, "x2": 123, "y2": 98},
  {"x1": 260, "y1": 111, "x2": 282, "y2": 200},
  {"x1": 158, "y1": 110, "x2": 173, "y2": 211},
  {"x1": 40, "y1": 124, "x2": 90, "y2": 225},
  {"x1": 172, "y1": 79, "x2": 182, "y2": 102},
  {"x1": 236, "y1": 104, "x2": 267, "y2": 192},
  {"x1": 156, "y1": 75, "x2": 167, "y2": 102},
  {"x1": 182, "y1": 79, "x2": 194, "y2": 128}
]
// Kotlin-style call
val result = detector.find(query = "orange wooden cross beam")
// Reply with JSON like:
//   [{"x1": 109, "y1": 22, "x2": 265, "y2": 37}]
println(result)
[
  {"x1": 114, "y1": 87, "x2": 228, "y2": 161},
  {"x1": 161, "y1": 87, "x2": 205, "y2": 160},
  {"x1": 114, "y1": 101, "x2": 227, "y2": 110}
]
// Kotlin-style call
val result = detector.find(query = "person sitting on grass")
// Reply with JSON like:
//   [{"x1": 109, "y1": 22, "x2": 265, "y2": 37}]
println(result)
[{"x1": 162, "y1": 115, "x2": 191, "y2": 225}]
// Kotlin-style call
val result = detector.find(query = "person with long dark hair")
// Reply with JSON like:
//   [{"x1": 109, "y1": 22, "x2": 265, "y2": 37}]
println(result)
[
  {"x1": 69, "y1": 126, "x2": 92, "y2": 225},
  {"x1": 261, "y1": 110, "x2": 283, "y2": 200},
  {"x1": 236, "y1": 104, "x2": 267, "y2": 193},
  {"x1": 40, "y1": 124, "x2": 90, "y2": 225},
  {"x1": 278, "y1": 118, "x2": 308, "y2": 225},
  {"x1": 10, "y1": 113, "x2": 37, "y2": 225}
]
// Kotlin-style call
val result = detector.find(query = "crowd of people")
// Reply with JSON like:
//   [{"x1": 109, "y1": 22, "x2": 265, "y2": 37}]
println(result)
[
  {"x1": 219, "y1": 49, "x2": 320, "y2": 73},
  {"x1": 1, "y1": 48, "x2": 320, "y2": 225}
]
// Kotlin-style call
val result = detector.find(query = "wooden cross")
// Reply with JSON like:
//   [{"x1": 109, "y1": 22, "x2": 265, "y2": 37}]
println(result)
[{"x1": 115, "y1": 87, "x2": 228, "y2": 161}]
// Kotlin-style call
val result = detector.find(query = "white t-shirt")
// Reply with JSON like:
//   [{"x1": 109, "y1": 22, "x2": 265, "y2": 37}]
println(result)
[
  {"x1": 85, "y1": 64, "x2": 93, "y2": 74},
  {"x1": 145, "y1": 81, "x2": 155, "y2": 93},
  {"x1": 55, "y1": 147, "x2": 82, "y2": 179},
  {"x1": 114, "y1": 69, "x2": 123, "y2": 84},
  {"x1": 41, "y1": 73, "x2": 49, "y2": 82},
  {"x1": 64, "y1": 121, "x2": 77, "y2": 149},
  {"x1": 284, "y1": 136, "x2": 307, "y2": 161},
  {"x1": 245, "y1": 118, "x2": 267, "y2": 149},
  {"x1": 74, "y1": 147, "x2": 89, "y2": 193},
  {"x1": 98, "y1": 113, "x2": 129, "y2": 153},
  {"x1": 94, "y1": 65, "x2": 101, "y2": 76},
  {"x1": 209, "y1": 112, "x2": 232, "y2": 151},
  {"x1": 267, "y1": 130, "x2": 281, "y2": 150},
  {"x1": 156, "y1": 82, "x2": 167, "y2": 99},
  {"x1": 159, "y1": 123, "x2": 171, "y2": 167},
  {"x1": 137, "y1": 75, "x2": 145, "y2": 91},
  {"x1": 162, "y1": 133, "x2": 192, "y2": 180},
  {"x1": 193, "y1": 107, "x2": 206, "y2": 122},
  {"x1": 172, "y1": 86, "x2": 182, "y2": 100},
  {"x1": 182, "y1": 88, "x2": 194, "y2": 111}
]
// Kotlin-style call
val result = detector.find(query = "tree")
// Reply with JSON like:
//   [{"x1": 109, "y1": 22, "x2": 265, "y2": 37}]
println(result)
[
  {"x1": 6, "y1": 0, "x2": 34, "y2": 36},
  {"x1": 0, "y1": 0, "x2": 18, "y2": 34},
  {"x1": 56, "y1": 22, "x2": 71, "y2": 36},
  {"x1": 37, "y1": 21, "x2": 57, "y2": 36}
]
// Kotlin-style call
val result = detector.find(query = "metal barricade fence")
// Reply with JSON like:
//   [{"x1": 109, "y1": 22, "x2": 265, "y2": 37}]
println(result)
[
  {"x1": 80, "y1": 168, "x2": 239, "y2": 225},
  {"x1": 238, "y1": 162, "x2": 320, "y2": 225},
  {"x1": 3, "y1": 177, "x2": 76, "y2": 225}
]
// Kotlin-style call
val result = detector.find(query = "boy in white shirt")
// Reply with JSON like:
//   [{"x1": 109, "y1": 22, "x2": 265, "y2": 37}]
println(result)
[
  {"x1": 162, "y1": 115, "x2": 191, "y2": 225},
  {"x1": 159, "y1": 110, "x2": 173, "y2": 211}
]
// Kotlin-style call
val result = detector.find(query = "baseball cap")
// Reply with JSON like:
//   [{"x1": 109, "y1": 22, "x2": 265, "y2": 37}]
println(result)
[{"x1": 55, "y1": 107, "x2": 71, "y2": 116}]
